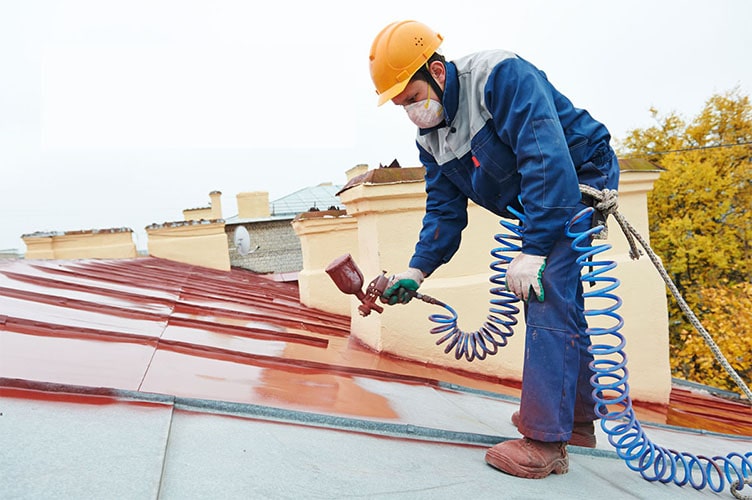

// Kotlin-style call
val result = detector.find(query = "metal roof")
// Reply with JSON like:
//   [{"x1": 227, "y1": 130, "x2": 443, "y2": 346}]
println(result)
[
  {"x1": 616, "y1": 157, "x2": 665, "y2": 172},
  {"x1": 1, "y1": 257, "x2": 750, "y2": 499},
  {"x1": 224, "y1": 183, "x2": 344, "y2": 225},
  {"x1": 270, "y1": 183, "x2": 343, "y2": 216}
]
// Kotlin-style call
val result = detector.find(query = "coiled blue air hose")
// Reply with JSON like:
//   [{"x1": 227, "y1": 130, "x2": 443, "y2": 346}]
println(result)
[
  {"x1": 423, "y1": 201, "x2": 751, "y2": 497},
  {"x1": 566, "y1": 206, "x2": 752, "y2": 498},
  {"x1": 426, "y1": 207, "x2": 524, "y2": 362}
]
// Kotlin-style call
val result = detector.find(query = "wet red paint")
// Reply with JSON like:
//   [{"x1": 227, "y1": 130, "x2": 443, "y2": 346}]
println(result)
[
  {"x1": 1, "y1": 257, "x2": 749, "y2": 434},
  {"x1": 0, "y1": 330, "x2": 156, "y2": 390},
  {"x1": 0, "y1": 383, "x2": 169, "y2": 410}
]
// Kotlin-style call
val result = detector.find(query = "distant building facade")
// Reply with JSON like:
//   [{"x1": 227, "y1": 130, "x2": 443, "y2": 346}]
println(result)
[
  {"x1": 224, "y1": 184, "x2": 343, "y2": 275},
  {"x1": 15, "y1": 183, "x2": 343, "y2": 276}
]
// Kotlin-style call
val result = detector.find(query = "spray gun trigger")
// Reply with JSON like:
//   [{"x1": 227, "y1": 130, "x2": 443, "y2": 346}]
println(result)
[{"x1": 357, "y1": 271, "x2": 389, "y2": 316}]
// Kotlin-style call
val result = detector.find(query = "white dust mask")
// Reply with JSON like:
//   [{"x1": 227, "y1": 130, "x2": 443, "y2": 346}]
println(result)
[{"x1": 404, "y1": 85, "x2": 444, "y2": 129}]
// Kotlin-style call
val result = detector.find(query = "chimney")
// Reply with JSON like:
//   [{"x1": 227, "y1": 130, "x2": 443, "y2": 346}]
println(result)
[
  {"x1": 209, "y1": 190, "x2": 222, "y2": 219},
  {"x1": 236, "y1": 191, "x2": 270, "y2": 219},
  {"x1": 346, "y1": 164, "x2": 369, "y2": 181}
]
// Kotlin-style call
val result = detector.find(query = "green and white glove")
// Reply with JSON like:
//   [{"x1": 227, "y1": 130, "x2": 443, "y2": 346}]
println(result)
[
  {"x1": 506, "y1": 253, "x2": 546, "y2": 302},
  {"x1": 381, "y1": 268, "x2": 425, "y2": 305}
]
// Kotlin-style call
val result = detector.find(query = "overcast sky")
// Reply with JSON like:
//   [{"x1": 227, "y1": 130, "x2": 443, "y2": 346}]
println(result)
[{"x1": 1, "y1": 0, "x2": 750, "y2": 252}]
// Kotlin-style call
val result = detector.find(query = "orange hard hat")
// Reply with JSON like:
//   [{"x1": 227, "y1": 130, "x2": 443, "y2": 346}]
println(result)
[{"x1": 369, "y1": 20, "x2": 443, "y2": 106}]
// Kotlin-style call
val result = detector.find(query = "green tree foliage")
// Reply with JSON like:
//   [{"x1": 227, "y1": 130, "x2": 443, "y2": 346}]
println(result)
[{"x1": 618, "y1": 87, "x2": 752, "y2": 393}]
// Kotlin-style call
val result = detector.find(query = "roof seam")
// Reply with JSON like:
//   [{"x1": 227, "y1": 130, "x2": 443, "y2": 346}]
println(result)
[{"x1": 155, "y1": 403, "x2": 176, "y2": 498}]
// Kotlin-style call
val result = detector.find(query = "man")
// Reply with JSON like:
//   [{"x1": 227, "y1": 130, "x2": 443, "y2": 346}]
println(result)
[{"x1": 369, "y1": 20, "x2": 619, "y2": 479}]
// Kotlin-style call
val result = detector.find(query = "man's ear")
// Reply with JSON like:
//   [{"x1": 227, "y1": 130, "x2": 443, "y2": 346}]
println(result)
[{"x1": 429, "y1": 61, "x2": 446, "y2": 86}]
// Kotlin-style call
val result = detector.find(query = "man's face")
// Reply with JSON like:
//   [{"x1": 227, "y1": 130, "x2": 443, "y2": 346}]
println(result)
[
  {"x1": 391, "y1": 61, "x2": 446, "y2": 108},
  {"x1": 392, "y1": 78, "x2": 432, "y2": 107}
]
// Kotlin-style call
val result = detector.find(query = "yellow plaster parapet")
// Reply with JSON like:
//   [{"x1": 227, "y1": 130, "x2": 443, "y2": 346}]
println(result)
[
  {"x1": 293, "y1": 209, "x2": 358, "y2": 316},
  {"x1": 183, "y1": 207, "x2": 213, "y2": 221},
  {"x1": 53, "y1": 229, "x2": 137, "y2": 259},
  {"x1": 22, "y1": 228, "x2": 137, "y2": 260},
  {"x1": 21, "y1": 232, "x2": 59, "y2": 259},
  {"x1": 146, "y1": 219, "x2": 230, "y2": 271},
  {"x1": 308, "y1": 164, "x2": 671, "y2": 405}
]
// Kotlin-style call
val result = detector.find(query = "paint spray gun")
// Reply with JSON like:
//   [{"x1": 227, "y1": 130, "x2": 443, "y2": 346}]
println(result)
[
  {"x1": 325, "y1": 254, "x2": 443, "y2": 317},
  {"x1": 326, "y1": 252, "x2": 520, "y2": 362}
]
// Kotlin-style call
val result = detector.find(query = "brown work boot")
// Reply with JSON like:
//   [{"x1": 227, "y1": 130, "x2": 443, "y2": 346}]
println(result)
[
  {"x1": 511, "y1": 411, "x2": 596, "y2": 448},
  {"x1": 485, "y1": 437, "x2": 568, "y2": 479}
]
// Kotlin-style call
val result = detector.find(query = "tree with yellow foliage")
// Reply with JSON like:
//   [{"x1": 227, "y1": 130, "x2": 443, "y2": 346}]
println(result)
[{"x1": 618, "y1": 87, "x2": 751, "y2": 394}]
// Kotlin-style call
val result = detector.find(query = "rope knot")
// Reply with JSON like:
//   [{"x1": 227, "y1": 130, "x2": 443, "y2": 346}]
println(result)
[
  {"x1": 579, "y1": 184, "x2": 641, "y2": 258},
  {"x1": 595, "y1": 188, "x2": 619, "y2": 215}
]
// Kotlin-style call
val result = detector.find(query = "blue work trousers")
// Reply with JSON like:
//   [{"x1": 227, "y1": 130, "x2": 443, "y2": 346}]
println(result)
[{"x1": 517, "y1": 202, "x2": 599, "y2": 443}]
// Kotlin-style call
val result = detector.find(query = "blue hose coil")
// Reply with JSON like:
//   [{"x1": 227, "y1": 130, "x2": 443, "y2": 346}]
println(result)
[
  {"x1": 566, "y1": 206, "x2": 752, "y2": 496},
  {"x1": 424, "y1": 203, "x2": 751, "y2": 494},
  {"x1": 427, "y1": 207, "x2": 524, "y2": 362}
]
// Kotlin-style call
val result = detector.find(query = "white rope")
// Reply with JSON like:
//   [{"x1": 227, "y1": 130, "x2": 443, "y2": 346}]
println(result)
[
  {"x1": 731, "y1": 478, "x2": 752, "y2": 500},
  {"x1": 579, "y1": 185, "x2": 752, "y2": 402}
]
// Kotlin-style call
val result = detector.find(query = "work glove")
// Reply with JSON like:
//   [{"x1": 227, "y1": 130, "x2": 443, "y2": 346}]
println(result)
[
  {"x1": 381, "y1": 268, "x2": 425, "y2": 305},
  {"x1": 506, "y1": 253, "x2": 546, "y2": 302}
]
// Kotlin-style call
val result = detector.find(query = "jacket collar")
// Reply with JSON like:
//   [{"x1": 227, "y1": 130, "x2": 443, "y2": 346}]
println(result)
[{"x1": 442, "y1": 61, "x2": 459, "y2": 126}]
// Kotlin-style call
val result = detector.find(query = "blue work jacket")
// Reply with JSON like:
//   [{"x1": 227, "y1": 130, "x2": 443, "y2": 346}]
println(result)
[{"x1": 409, "y1": 50, "x2": 618, "y2": 276}]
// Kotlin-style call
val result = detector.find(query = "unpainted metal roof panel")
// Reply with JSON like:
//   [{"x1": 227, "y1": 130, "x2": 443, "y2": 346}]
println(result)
[
  {"x1": 4, "y1": 385, "x2": 746, "y2": 499},
  {"x1": 1, "y1": 388, "x2": 173, "y2": 499}
]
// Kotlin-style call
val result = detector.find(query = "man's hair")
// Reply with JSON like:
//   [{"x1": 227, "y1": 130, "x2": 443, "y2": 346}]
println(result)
[{"x1": 410, "y1": 52, "x2": 446, "y2": 83}]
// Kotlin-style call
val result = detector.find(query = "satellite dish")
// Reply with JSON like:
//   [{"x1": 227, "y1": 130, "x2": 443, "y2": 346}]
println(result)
[{"x1": 233, "y1": 226, "x2": 258, "y2": 256}]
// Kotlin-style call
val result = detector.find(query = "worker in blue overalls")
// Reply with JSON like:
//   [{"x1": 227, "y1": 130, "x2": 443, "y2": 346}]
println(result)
[{"x1": 370, "y1": 20, "x2": 620, "y2": 479}]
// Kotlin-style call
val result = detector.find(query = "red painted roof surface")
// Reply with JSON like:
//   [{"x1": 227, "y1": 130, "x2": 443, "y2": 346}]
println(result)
[{"x1": 1, "y1": 257, "x2": 750, "y2": 435}]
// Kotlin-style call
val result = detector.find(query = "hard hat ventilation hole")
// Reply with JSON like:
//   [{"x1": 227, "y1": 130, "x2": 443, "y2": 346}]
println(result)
[{"x1": 413, "y1": 36, "x2": 424, "y2": 46}]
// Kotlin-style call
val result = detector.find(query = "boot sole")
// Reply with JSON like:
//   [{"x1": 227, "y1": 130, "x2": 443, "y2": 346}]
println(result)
[
  {"x1": 485, "y1": 449, "x2": 569, "y2": 479},
  {"x1": 569, "y1": 434, "x2": 597, "y2": 448}
]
